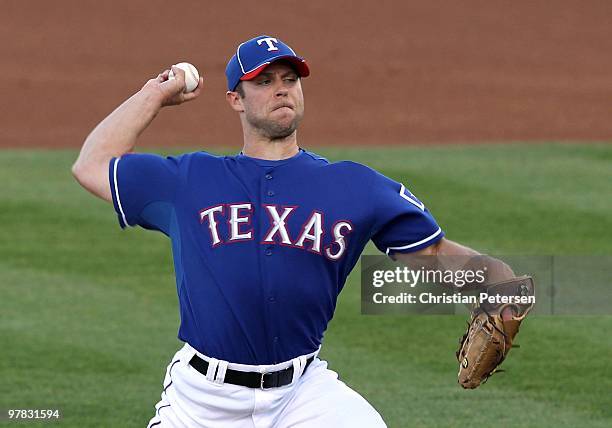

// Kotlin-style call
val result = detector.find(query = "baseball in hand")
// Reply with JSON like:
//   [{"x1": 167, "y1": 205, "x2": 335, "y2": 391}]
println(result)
[{"x1": 168, "y1": 62, "x2": 200, "y2": 93}]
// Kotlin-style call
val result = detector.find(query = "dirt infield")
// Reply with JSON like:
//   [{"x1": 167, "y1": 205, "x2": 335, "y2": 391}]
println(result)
[{"x1": 1, "y1": 0, "x2": 611, "y2": 148}]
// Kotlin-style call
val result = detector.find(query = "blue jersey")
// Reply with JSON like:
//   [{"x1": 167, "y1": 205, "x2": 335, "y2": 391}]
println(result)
[{"x1": 109, "y1": 149, "x2": 444, "y2": 364}]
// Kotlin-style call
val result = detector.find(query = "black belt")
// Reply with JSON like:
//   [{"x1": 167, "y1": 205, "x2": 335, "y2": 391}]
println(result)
[{"x1": 189, "y1": 354, "x2": 314, "y2": 389}]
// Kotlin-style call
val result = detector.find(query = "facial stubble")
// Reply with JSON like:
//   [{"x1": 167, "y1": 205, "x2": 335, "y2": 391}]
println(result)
[{"x1": 246, "y1": 107, "x2": 304, "y2": 140}]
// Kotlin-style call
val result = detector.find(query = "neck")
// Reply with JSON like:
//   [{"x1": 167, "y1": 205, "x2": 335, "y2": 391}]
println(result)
[{"x1": 241, "y1": 132, "x2": 300, "y2": 160}]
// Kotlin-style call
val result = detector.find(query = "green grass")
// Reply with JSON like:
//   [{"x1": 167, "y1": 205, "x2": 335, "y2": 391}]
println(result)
[{"x1": 1, "y1": 143, "x2": 610, "y2": 427}]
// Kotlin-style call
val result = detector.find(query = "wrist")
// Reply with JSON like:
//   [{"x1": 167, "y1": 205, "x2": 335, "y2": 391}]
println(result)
[{"x1": 137, "y1": 86, "x2": 165, "y2": 111}]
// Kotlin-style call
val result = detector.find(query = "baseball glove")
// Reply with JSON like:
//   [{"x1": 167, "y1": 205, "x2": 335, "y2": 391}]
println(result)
[{"x1": 456, "y1": 276, "x2": 535, "y2": 389}]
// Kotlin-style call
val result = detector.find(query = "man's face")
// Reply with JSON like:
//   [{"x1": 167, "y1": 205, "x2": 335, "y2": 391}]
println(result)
[{"x1": 237, "y1": 62, "x2": 305, "y2": 139}]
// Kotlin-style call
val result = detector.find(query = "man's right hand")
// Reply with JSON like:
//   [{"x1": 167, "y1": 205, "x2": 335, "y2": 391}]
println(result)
[{"x1": 143, "y1": 66, "x2": 204, "y2": 107}]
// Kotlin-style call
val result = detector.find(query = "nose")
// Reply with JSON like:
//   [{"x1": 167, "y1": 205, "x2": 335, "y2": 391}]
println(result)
[{"x1": 274, "y1": 79, "x2": 289, "y2": 97}]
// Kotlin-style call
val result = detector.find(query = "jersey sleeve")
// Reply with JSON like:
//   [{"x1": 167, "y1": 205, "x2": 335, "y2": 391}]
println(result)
[
  {"x1": 369, "y1": 170, "x2": 444, "y2": 255},
  {"x1": 108, "y1": 153, "x2": 180, "y2": 232}
]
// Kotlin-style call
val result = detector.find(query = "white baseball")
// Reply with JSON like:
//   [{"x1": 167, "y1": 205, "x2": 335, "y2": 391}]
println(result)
[{"x1": 168, "y1": 62, "x2": 200, "y2": 93}]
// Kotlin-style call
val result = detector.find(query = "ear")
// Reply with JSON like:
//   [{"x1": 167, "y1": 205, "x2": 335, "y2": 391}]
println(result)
[{"x1": 226, "y1": 91, "x2": 244, "y2": 112}]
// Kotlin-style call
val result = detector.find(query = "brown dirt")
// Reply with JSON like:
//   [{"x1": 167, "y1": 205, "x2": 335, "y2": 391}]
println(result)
[{"x1": 1, "y1": 0, "x2": 612, "y2": 149}]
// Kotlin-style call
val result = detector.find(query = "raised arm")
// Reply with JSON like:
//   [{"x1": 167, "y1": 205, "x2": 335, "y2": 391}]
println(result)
[{"x1": 71, "y1": 67, "x2": 203, "y2": 202}]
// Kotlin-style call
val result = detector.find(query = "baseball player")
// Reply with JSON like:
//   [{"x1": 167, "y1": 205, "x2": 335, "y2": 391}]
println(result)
[{"x1": 73, "y1": 35, "x2": 527, "y2": 427}]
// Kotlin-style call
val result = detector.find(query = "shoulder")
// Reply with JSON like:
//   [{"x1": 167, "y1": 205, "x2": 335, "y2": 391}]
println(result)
[
  {"x1": 302, "y1": 150, "x2": 378, "y2": 177},
  {"x1": 166, "y1": 151, "x2": 236, "y2": 174},
  {"x1": 115, "y1": 151, "x2": 234, "y2": 182},
  {"x1": 301, "y1": 150, "x2": 330, "y2": 164},
  {"x1": 172, "y1": 150, "x2": 227, "y2": 165}
]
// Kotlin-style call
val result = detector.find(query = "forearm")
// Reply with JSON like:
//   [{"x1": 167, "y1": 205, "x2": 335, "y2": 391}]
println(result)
[
  {"x1": 75, "y1": 88, "x2": 162, "y2": 168},
  {"x1": 72, "y1": 88, "x2": 162, "y2": 201},
  {"x1": 72, "y1": 66, "x2": 202, "y2": 202},
  {"x1": 432, "y1": 239, "x2": 514, "y2": 283},
  {"x1": 393, "y1": 238, "x2": 515, "y2": 287}
]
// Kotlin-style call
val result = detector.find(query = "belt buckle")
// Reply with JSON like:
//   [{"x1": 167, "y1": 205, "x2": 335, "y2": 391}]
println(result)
[{"x1": 260, "y1": 371, "x2": 269, "y2": 390}]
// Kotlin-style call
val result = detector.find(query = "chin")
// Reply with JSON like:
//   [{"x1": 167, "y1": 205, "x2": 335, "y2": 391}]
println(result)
[
  {"x1": 267, "y1": 122, "x2": 299, "y2": 140},
  {"x1": 270, "y1": 114, "x2": 295, "y2": 128}
]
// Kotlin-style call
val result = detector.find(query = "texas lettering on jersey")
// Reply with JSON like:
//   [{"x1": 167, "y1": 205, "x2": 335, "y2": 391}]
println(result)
[{"x1": 199, "y1": 203, "x2": 354, "y2": 261}]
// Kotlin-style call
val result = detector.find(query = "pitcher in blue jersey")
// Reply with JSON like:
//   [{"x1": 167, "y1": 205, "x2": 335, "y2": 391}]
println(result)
[{"x1": 73, "y1": 35, "x2": 523, "y2": 427}]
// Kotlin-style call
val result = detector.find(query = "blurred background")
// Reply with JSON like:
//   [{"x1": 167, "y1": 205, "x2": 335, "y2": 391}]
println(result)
[
  {"x1": 1, "y1": 1, "x2": 611, "y2": 427},
  {"x1": 2, "y1": 0, "x2": 612, "y2": 149}
]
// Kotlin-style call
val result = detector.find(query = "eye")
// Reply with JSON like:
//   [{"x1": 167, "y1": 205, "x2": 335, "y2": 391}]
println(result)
[{"x1": 258, "y1": 79, "x2": 271, "y2": 85}]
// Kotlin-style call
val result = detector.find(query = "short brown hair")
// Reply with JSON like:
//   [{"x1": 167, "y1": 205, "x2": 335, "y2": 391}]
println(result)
[{"x1": 235, "y1": 81, "x2": 245, "y2": 98}]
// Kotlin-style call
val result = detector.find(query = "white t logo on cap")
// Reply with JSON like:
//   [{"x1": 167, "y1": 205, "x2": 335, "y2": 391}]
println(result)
[{"x1": 257, "y1": 37, "x2": 279, "y2": 51}]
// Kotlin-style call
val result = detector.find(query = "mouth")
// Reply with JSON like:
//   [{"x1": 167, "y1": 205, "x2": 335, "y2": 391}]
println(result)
[{"x1": 272, "y1": 103, "x2": 294, "y2": 111}]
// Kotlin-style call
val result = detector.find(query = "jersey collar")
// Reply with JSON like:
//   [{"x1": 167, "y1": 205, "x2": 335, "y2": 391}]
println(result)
[{"x1": 236, "y1": 148, "x2": 305, "y2": 167}]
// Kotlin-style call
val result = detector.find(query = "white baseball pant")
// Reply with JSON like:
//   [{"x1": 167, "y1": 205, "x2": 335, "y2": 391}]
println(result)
[{"x1": 146, "y1": 343, "x2": 387, "y2": 428}]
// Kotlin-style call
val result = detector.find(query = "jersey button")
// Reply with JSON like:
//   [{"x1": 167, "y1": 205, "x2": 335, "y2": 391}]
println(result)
[
  {"x1": 268, "y1": 296, "x2": 275, "y2": 302},
  {"x1": 265, "y1": 249, "x2": 273, "y2": 256},
  {"x1": 273, "y1": 336, "x2": 279, "y2": 342},
  {"x1": 265, "y1": 174, "x2": 273, "y2": 180},
  {"x1": 267, "y1": 190, "x2": 275, "y2": 196}
]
